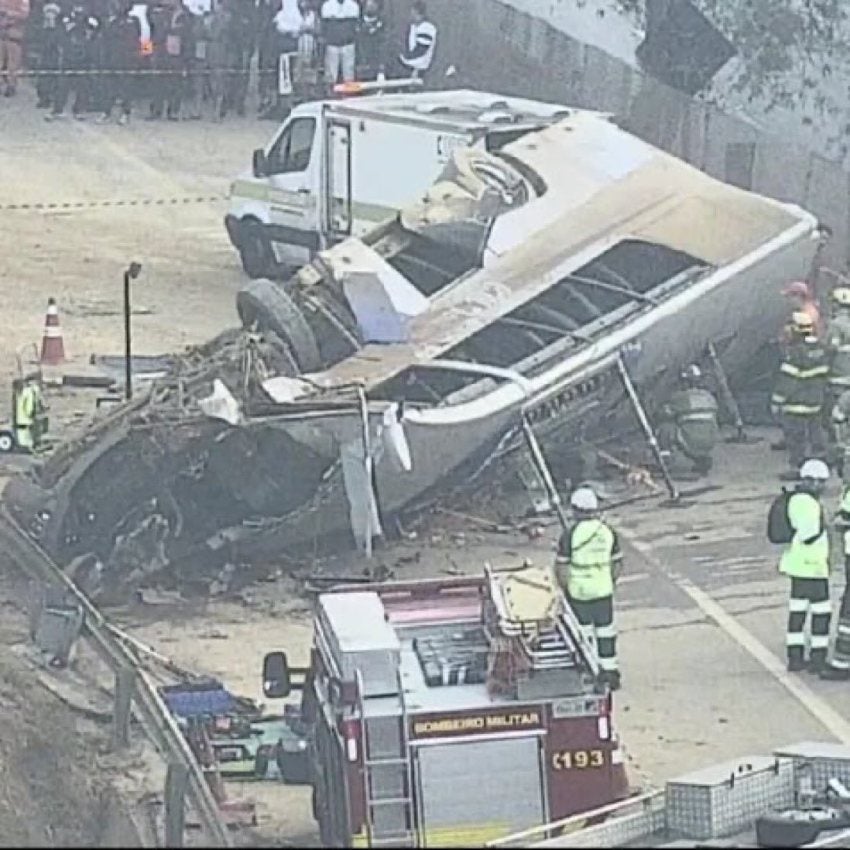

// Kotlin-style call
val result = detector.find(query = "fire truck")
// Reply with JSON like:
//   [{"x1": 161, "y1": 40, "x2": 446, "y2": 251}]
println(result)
[{"x1": 262, "y1": 563, "x2": 631, "y2": 847}]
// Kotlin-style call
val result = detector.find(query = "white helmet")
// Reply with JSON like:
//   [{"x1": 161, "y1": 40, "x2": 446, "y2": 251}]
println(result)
[
  {"x1": 570, "y1": 486, "x2": 599, "y2": 512},
  {"x1": 799, "y1": 458, "x2": 830, "y2": 481}
]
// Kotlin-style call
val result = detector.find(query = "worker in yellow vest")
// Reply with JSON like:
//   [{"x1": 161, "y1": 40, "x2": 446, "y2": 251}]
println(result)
[
  {"x1": 555, "y1": 485, "x2": 623, "y2": 690},
  {"x1": 780, "y1": 458, "x2": 832, "y2": 673},
  {"x1": 13, "y1": 376, "x2": 45, "y2": 452}
]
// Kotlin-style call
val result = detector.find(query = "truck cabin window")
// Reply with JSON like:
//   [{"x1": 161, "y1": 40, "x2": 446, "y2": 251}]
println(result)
[{"x1": 267, "y1": 118, "x2": 316, "y2": 175}]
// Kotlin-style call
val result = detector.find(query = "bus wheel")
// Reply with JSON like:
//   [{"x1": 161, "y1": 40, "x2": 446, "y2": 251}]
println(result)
[{"x1": 236, "y1": 278, "x2": 322, "y2": 372}]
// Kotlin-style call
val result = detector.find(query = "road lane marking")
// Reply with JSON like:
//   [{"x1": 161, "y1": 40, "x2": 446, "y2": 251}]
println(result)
[
  {"x1": 617, "y1": 571, "x2": 648, "y2": 585},
  {"x1": 691, "y1": 554, "x2": 767, "y2": 566},
  {"x1": 625, "y1": 534, "x2": 850, "y2": 745}
]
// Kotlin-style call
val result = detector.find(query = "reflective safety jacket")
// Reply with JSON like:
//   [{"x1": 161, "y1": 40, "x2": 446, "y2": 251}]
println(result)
[
  {"x1": 772, "y1": 335, "x2": 829, "y2": 417},
  {"x1": 556, "y1": 518, "x2": 622, "y2": 601},
  {"x1": 664, "y1": 387, "x2": 719, "y2": 455},
  {"x1": 828, "y1": 311, "x2": 850, "y2": 388},
  {"x1": 779, "y1": 490, "x2": 829, "y2": 579},
  {"x1": 15, "y1": 384, "x2": 37, "y2": 428}
]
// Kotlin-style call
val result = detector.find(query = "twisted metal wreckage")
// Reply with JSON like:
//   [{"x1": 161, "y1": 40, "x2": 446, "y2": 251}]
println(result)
[{"x1": 4, "y1": 106, "x2": 822, "y2": 594}]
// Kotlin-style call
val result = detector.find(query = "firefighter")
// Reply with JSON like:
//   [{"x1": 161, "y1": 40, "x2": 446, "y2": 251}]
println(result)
[
  {"x1": 13, "y1": 375, "x2": 45, "y2": 452},
  {"x1": 782, "y1": 280, "x2": 823, "y2": 342},
  {"x1": 657, "y1": 363, "x2": 719, "y2": 476},
  {"x1": 827, "y1": 286, "x2": 850, "y2": 381},
  {"x1": 832, "y1": 389, "x2": 850, "y2": 482},
  {"x1": 827, "y1": 285, "x2": 850, "y2": 426},
  {"x1": 780, "y1": 458, "x2": 832, "y2": 673},
  {"x1": 820, "y1": 486, "x2": 850, "y2": 680},
  {"x1": 555, "y1": 486, "x2": 623, "y2": 690},
  {"x1": 771, "y1": 311, "x2": 829, "y2": 480}
]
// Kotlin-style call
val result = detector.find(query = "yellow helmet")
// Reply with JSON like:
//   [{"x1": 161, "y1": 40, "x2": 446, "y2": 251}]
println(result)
[
  {"x1": 791, "y1": 310, "x2": 814, "y2": 333},
  {"x1": 832, "y1": 286, "x2": 850, "y2": 306}
]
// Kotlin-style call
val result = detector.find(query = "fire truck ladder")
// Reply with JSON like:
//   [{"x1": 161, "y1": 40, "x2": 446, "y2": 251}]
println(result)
[{"x1": 356, "y1": 669, "x2": 416, "y2": 847}]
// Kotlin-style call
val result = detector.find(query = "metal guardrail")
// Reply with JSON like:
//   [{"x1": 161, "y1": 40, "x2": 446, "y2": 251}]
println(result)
[
  {"x1": 0, "y1": 504, "x2": 232, "y2": 848},
  {"x1": 486, "y1": 791, "x2": 664, "y2": 848}
]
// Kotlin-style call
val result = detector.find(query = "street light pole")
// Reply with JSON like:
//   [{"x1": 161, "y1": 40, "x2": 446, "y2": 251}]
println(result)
[{"x1": 123, "y1": 262, "x2": 143, "y2": 401}]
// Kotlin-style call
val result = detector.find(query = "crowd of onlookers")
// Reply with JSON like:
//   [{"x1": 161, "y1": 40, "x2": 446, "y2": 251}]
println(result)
[{"x1": 0, "y1": 0, "x2": 438, "y2": 123}]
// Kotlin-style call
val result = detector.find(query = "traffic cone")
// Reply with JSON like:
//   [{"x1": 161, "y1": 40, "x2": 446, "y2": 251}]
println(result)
[{"x1": 40, "y1": 298, "x2": 66, "y2": 366}]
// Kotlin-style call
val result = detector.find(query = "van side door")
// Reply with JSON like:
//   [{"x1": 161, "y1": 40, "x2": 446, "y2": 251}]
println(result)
[
  {"x1": 263, "y1": 116, "x2": 321, "y2": 268},
  {"x1": 323, "y1": 118, "x2": 353, "y2": 243}
]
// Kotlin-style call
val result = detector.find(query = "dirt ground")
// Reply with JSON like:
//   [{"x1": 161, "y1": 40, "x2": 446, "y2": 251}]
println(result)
[
  {"x1": 0, "y1": 88, "x2": 269, "y2": 845},
  {"x1": 5, "y1": 77, "x2": 850, "y2": 849},
  {"x1": 0, "y1": 557, "x2": 160, "y2": 848},
  {"x1": 0, "y1": 89, "x2": 262, "y2": 398}
]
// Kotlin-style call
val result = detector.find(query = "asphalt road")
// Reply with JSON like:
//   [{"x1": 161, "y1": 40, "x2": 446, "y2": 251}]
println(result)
[{"x1": 611, "y1": 427, "x2": 850, "y2": 785}]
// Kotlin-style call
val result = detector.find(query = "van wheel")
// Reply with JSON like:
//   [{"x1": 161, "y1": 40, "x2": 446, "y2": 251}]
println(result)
[
  {"x1": 238, "y1": 219, "x2": 275, "y2": 279},
  {"x1": 0, "y1": 432, "x2": 15, "y2": 453},
  {"x1": 236, "y1": 279, "x2": 322, "y2": 373}
]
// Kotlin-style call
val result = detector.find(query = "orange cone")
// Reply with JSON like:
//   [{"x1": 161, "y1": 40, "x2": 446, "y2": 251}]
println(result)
[{"x1": 40, "y1": 298, "x2": 66, "y2": 366}]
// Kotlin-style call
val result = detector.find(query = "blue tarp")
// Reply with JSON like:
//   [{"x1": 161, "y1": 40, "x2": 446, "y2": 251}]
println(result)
[{"x1": 159, "y1": 681, "x2": 237, "y2": 718}]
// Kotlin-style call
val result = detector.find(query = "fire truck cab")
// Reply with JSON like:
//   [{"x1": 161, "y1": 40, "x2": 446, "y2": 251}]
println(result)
[{"x1": 262, "y1": 564, "x2": 630, "y2": 847}]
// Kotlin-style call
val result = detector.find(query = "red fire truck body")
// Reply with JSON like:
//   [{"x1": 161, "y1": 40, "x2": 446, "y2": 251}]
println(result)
[{"x1": 270, "y1": 568, "x2": 630, "y2": 847}]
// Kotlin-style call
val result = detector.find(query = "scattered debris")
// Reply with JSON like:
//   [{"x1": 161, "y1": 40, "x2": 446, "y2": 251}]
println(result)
[{"x1": 2, "y1": 102, "x2": 819, "y2": 603}]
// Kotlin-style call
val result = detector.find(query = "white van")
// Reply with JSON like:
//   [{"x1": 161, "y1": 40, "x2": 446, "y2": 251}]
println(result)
[{"x1": 224, "y1": 87, "x2": 571, "y2": 277}]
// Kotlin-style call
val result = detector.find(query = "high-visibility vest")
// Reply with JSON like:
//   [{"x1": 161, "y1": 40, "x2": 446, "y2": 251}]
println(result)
[
  {"x1": 565, "y1": 519, "x2": 616, "y2": 601},
  {"x1": 16, "y1": 384, "x2": 36, "y2": 428},
  {"x1": 779, "y1": 491, "x2": 830, "y2": 579}
]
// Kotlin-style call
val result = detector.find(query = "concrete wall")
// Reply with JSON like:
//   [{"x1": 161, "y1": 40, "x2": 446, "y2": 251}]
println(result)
[{"x1": 390, "y1": 0, "x2": 850, "y2": 268}]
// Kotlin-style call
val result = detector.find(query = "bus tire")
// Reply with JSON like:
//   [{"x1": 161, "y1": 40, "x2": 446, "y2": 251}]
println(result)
[
  {"x1": 260, "y1": 329, "x2": 301, "y2": 377},
  {"x1": 236, "y1": 279, "x2": 322, "y2": 373},
  {"x1": 237, "y1": 219, "x2": 276, "y2": 279}
]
